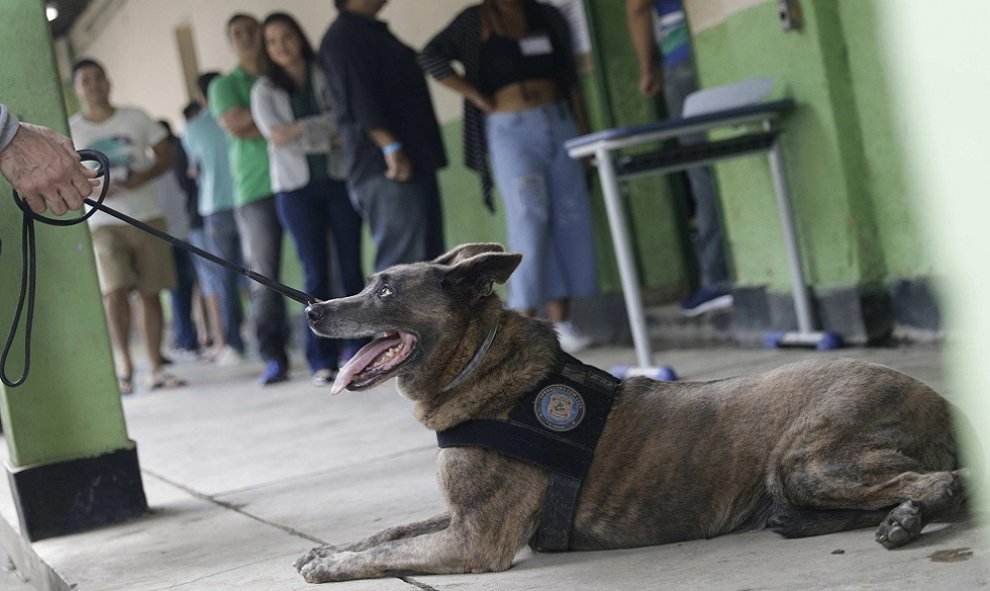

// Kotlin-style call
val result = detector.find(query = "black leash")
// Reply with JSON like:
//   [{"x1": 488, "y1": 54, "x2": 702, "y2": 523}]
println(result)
[{"x1": 1, "y1": 149, "x2": 318, "y2": 388}]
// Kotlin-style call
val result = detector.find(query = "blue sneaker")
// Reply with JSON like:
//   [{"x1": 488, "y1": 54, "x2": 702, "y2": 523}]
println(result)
[
  {"x1": 259, "y1": 360, "x2": 289, "y2": 386},
  {"x1": 680, "y1": 287, "x2": 734, "y2": 317}
]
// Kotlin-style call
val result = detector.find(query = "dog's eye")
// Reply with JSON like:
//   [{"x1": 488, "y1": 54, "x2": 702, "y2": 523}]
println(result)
[{"x1": 378, "y1": 285, "x2": 393, "y2": 298}]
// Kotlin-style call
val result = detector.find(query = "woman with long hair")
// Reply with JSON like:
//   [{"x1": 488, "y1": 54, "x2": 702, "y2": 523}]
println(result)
[
  {"x1": 251, "y1": 11, "x2": 363, "y2": 386},
  {"x1": 419, "y1": 0, "x2": 597, "y2": 353}
]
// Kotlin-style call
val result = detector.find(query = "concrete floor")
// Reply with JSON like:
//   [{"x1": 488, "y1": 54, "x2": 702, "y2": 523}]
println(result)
[{"x1": 0, "y1": 342, "x2": 986, "y2": 590}]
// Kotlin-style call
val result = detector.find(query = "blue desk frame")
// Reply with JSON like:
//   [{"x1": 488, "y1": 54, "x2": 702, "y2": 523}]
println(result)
[{"x1": 566, "y1": 99, "x2": 837, "y2": 374}]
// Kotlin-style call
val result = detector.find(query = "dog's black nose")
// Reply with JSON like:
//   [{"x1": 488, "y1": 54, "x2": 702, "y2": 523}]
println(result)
[{"x1": 305, "y1": 305, "x2": 324, "y2": 324}]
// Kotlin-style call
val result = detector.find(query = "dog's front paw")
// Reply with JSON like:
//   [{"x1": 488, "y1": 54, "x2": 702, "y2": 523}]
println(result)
[
  {"x1": 293, "y1": 545, "x2": 336, "y2": 572},
  {"x1": 299, "y1": 551, "x2": 361, "y2": 583},
  {"x1": 876, "y1": 500, "x2": 923, "y2": 549}
]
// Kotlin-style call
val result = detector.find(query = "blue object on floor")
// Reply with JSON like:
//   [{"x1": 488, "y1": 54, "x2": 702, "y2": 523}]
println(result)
[
  {"x1": 260, "y1": 360, "x2": 289, "y2": 385},
  {"x1": 610, "y1": 365, "x2": 678, "y2": 381}
]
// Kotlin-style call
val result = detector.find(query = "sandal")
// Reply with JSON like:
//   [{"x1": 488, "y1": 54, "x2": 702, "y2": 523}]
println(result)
[
  {"x1": 117, "y1": 374, "x2": 134, "y2": 396},
  {"x1": 150, "y1": 372, "x2": 187, "y2": 390}
]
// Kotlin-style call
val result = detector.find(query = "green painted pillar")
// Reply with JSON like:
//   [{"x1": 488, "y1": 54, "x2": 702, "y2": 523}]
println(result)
[{"x1": 0, "y1": 0, "x2": 146, "y2": 540}]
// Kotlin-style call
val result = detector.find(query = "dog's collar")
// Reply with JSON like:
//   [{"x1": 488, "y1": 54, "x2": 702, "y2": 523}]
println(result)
[{"x1": 440, "y1": 318, "x2": 500, "y2": 393}]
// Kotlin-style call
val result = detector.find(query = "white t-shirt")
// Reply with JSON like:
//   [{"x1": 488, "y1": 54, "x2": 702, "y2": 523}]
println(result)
[{"x1": 69, "y1": 107, "x2": 168, "y2": 226}]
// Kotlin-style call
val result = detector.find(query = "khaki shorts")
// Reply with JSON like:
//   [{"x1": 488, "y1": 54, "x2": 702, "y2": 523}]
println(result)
[{"x1": 90, "y1": 218, "x2": 177, "y2": 295}]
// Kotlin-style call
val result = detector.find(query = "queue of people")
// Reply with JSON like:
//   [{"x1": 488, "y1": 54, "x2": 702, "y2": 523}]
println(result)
[{"x1": 6, "y1": 0, "x2": 701, "y2": 395}]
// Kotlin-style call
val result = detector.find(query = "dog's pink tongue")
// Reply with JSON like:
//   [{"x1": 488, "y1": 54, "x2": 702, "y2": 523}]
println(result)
[{"x1": 330, "y1": 333, "x2": 402, "y2": 395}]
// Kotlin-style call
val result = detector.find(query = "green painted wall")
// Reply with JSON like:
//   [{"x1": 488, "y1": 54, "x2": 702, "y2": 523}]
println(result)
[
  {"x1": 435, "y1": 120, "x2": 508, "y2": 250},
  {"x1": 0, "y1": 0, "x2": 133, "y2": 466},
  {"x1": 689, "y1": 0, "x2": 926, "y2": 294},
  {"x1": 837, "y1": 0, "x2": 929, "y2": 279}
]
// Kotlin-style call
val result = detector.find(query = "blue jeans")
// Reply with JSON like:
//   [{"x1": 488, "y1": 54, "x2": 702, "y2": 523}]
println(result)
[
  {"x1": 187, "y1": 227, "x2": 219, "y2": 297},
  {"x1": 233, "y1": 197, "x2": 289, "y2": 365},
  {"x1": 347, "y1": 173, "x2": 444, "y2": 272},
  {"x1": 276, "y1": 178, "x2": 364, "y2": 372},
  {"x1": 663, "y1": 57, "x2": 730, "y2": 293},
  {"x1": 486, "y1": 103, "x2": 598, "y2": 310},
  {"x1": 203, "y1": 210, "x2": 246, "y2": 354},
  {"x1": 169, "y1": 245, "x2": 198, "y2": 350}
]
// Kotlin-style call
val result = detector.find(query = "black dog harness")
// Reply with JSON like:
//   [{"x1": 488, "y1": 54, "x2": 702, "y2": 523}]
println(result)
[{"x1": 436, "y1": 354, "x2": 619, "y2": 551}]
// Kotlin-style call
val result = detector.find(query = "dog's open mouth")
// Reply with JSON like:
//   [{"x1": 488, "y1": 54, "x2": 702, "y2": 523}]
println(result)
[{"x1": 330, "y1": 331, "x2": 418, "y2": 395}]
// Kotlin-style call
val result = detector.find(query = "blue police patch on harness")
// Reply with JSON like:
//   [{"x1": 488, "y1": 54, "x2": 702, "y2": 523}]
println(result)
[{"x1": 534, "y1": 384, "x2": 585, "y2": 432}]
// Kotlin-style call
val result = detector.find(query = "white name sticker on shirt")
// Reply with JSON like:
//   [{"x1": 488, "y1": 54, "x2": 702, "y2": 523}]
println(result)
[{"x1": 519, "y1": 34, "x2": 553, "y2": 56}]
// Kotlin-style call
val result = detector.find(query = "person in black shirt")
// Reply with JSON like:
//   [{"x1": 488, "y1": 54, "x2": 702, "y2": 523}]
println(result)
[{"x1": 319, "y1": 0, "x2": 446, "y2": 271}]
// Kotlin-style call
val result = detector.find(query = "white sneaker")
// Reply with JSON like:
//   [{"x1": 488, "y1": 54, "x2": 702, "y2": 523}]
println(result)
[
  {"x1": 213, "y1": 346, "x2": 244, "y2": 367},
  {"x1": 554, "y1": 321, "x2": 593, "y2": 354},
  {"x1": 312, "y1": 368, "x2": 338, "y2": 387},
  {"x1": 168, "y1": 348, "x2": 201, "y2": 363}
]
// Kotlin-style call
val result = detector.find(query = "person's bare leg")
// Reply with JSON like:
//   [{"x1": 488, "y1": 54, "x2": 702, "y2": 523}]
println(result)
[
  {"x1": 104, "y1": 289, "x2": 133, "y2": 380},
  {"x1": 192, "y1": 285, "x2": 209, "y2": 350},
  {"x1": 204, "y1": 293, "x2": 226, "y2": 355},
  {"x1": 137, "y1": 291, "x2": 165, "y2": 377},
  {"x1": 546, "y1": 299, "x2": 569, "y2": 324}
]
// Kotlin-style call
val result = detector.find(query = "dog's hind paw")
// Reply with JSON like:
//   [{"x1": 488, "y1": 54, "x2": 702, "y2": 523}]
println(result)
[
  {"x1": 293, "y1": 545, "x2": 336, "y2": 572},
  {"x1": 876, "y1": 501, "x2": 923, "y2": 549}
]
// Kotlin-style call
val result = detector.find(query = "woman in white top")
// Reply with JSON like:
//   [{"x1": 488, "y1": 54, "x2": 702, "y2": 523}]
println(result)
[{"x1": 251, "y1": 12, "x2": 363, "y2": 387}]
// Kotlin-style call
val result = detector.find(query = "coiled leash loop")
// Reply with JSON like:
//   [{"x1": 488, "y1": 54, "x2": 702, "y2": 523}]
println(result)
[{"x1": 2, "y1": 149, "x2": 318, "y2": 388}]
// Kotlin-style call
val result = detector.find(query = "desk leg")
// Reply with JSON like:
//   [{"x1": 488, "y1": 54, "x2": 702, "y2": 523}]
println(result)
[
  {"x1": 766, "y1": 138, "x2": 814, "y2": 335},
  {"x1": 595, "y1": 147, "x2": 655, "y2": 368}
]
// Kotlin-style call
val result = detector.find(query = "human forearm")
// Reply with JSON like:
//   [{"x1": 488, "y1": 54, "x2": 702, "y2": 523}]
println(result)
[
  {"x1": 569, "y1": 87, "x2": 590, "y2": 136},
  {"x1": 219, "y1": 107, "x2": 261, "y2": 138},
  {"x1": 0, "y1": 122, "x2": 97, "y2": 214},
  {"x1": 625, "y1": 0, "x2": 662, "y2": 97},
  {"x1": 368, "y1": 128, "x2": 412, "y2": 183},
  {"x1": 367, "y1": 128, "x2": 400, "y2": 150},
  {"x1": 119, "y1": 141, "x2": 172, "y2": 189},
  {"x1": 438, "y1": 74, "x2": 494, "y2": 113},
  {"x1": 626, "y1": 0, "x2": 658, "y2": 75}
]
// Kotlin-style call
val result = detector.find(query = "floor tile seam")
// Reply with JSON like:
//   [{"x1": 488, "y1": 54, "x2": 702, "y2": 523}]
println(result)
[
  {"x1": 141, "y1": 549, "x2": 299, "y2": 591},
  {"x1": 137, "y1": 442, "x2": 438, "y2": 504},
  {"x1": 203, "y1": 443, "x2": 440, "y2": 500},
  {"x1": 141, "y1": 468, "x2": 328, "y2": 546},
  {"x1": 401, "y1": 577, "x2": 443, "y2": 591}
]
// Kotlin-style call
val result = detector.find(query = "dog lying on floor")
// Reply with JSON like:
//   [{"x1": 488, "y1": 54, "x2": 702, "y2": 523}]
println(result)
[{"x1": 294, "y1": 242, "x2": 965, "y2": 583}]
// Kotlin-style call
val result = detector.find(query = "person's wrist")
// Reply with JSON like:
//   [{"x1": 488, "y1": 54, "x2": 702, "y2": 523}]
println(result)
[{"x1": 382, "y1": 141, "x2": 402, "y2": 156}]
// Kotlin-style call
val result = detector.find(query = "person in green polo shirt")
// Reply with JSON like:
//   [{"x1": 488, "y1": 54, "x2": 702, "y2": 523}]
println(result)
[{"x1": 209, "y1": 13, "x2": 291, "y2": 385}]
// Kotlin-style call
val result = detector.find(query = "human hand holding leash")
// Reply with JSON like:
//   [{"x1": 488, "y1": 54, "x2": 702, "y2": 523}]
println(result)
[
  {"x1": 4, "y1": 149, "x2": 316, "y2": 388},
  {"x1": 0, "y1": 122, "x2": 98, "y2": 216}
]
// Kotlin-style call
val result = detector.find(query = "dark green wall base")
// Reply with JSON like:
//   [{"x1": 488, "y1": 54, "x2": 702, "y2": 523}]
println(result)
[
  {"x1": 570, "y1": 280, "x2": 938, "y2": 348},
  {"x1": 732, "y1": 285, "x2": 893, "y2": 345},
  {"x1": 7, "y1": 446, "x2": 147, "y2": 541},
  {"x1": 732, "y1": 279, "x2": 940, "y2": 346},
  {"x1": 889, "y1": 277, "x2": 941, "y2": 332},
  {"x1": 817, "y1": 287, "x2": 894, "y2": 345}
]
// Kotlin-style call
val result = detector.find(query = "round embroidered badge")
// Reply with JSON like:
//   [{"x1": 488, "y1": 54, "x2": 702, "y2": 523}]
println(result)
[{"x1": 534, "y1": 384, "x2": 585, "y2": 432}]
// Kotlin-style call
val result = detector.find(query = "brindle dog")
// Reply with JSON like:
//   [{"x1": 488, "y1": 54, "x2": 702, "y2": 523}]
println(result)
[{"x1": 295, "y1": 243, "x2": 965, "y2": 584}]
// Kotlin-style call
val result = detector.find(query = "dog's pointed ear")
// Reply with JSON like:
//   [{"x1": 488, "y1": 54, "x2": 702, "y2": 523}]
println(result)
[
  {"x1": 432, "y1": 243, "x2": 506, "y2": 266},
  {"x1": 441, "y1": 250, "x2": 522, "y2": 298}
]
